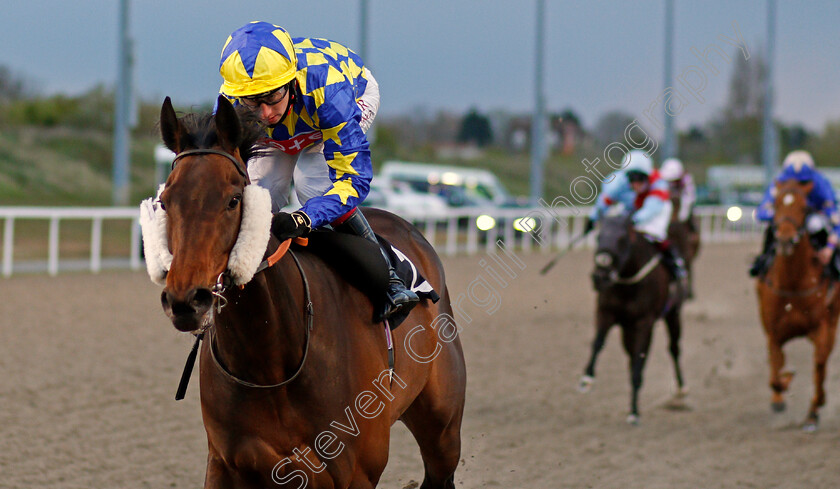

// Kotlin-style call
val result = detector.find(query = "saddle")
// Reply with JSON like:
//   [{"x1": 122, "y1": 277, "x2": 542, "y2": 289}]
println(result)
[{"x1": 292, "y1": 230, "x2": 439, "y2": 328}]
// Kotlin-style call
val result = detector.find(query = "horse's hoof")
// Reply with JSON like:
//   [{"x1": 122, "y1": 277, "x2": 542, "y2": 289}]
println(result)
[
  {"x1": 802, "y1": 413, "x2": 819, "y2": 433},
  {"x1": 663, "y1": 393, "x2": 692, "y2": 411},
  {"x1": 626, "y1": 413, "x2": 640, "y2": 425},
  {"x1": 578, "y1": 375, "x2": 594, "y2": 393},
  {"x1": 771, "y1": 401, "x2": 786, "y2": 413},
  {"x1": 675, "y1": 385, "x2": 690, "y2": 398}
]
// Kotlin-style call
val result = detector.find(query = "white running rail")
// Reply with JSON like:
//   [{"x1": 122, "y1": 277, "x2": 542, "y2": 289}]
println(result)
[
  {"x1": 0, "y1": 207, "x2": 141, "y2": 277},
  {"x1": 0, "y1": 205, "x2": 761, "y2": 277}
]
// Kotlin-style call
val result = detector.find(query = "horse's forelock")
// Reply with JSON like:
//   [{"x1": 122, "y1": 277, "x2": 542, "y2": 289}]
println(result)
[{"x1": 171, "y1": 109, "x2": 265, "y2": 164}]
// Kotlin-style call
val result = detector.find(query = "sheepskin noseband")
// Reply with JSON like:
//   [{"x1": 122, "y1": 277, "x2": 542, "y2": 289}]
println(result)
[{"x1": 139, "y1": 184, "x2": 273, "y2": 286}]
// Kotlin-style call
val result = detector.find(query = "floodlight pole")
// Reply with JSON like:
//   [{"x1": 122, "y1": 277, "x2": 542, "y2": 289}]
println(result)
[
  {"x1": 662, "y1": 0, "x2": 676, "y2": 160},
  {"x1": 359, "y1": 0, "x2": 376, "y2": 145},
  {"x1": 761, "y1": 0, "x2": 777, "y2": 184},
  {"x1": 359, "y1": 0, "x2": 369, "y2": 61},
  {"x1": 112, "y1": 0, "x2": 133, "y2": 205},
  {"x1": 530, "y1": 0, "x2": 547, "y2": 206}
]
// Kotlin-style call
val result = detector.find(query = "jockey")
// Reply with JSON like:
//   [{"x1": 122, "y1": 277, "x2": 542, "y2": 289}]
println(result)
[
  {"x1": 586, "y1": 169, "x2": 634, "y2": 226},
  {"x1": 585, "y1": 149, "x2": 689, "y2": 287},
  {"x1": 659, "y1": 158, "x2": 697, "y2": 228},
  {"x1": 217, "y1": 21, "x2": 418, "y2": 318},
  {"x1": 749, "y1": 150, "x2": 840, "y2": 277}
]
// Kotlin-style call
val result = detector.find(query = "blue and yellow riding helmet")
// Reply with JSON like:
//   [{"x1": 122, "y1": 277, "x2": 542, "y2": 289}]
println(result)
[{"x1": 219, "y1": 21, "x2": 298, "y2": 98}]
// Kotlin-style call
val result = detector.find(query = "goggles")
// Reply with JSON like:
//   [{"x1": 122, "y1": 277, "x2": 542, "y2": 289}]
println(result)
[
  {"x1": 627, "y1": 171, "x2": 649, "y2": 183},
  {"x1": 239, "y1": 84, "x2": 289, "y2": 109}
]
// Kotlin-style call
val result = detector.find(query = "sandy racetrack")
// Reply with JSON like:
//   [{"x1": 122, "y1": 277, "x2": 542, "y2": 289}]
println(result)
[{"x1": 2, "y1": 241, "x2": 839, "y2": 488}]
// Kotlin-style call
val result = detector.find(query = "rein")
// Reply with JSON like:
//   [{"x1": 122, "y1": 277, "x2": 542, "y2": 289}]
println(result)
[
  {"x1": 174, "y1": 240, "x2": 313, "y2": 400},
  {"x1": 209, "y1": 249, "x2": 314, "y2": 389},
  {"x1": 763, "y1": 199, "x2": 825, "y2": 299},
  {"x1": 610, "y1": 254, "x2": 662, "y2": 285},
  {"x1": 761, "y1": 280, "x2": 824, "y2": 298}
]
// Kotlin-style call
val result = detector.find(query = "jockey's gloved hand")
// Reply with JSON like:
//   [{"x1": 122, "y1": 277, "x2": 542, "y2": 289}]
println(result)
[
  {"x1": 584, "y1": 217, "x2": 596, "y2": 234},
  {"x1": 271, "y1": 210, "x2": 312, "y2": 241}
]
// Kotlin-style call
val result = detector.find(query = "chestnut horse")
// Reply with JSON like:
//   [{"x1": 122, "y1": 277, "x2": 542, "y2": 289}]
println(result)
[
  {"x1": 579, "y1": 213, "x2": 687, "y2": 424},
  {"x1": 756, "y1": 179, "x2": 840, "y2": 431},
  {"x1": 153, "y1": 96, "x2": 466, "y2": 488}
]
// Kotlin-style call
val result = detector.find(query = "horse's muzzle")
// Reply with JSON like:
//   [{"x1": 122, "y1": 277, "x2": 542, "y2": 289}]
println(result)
[
  {"x1": 161, "y1": 287, "x2": 215, "y2": 332},
  {"x1": 591, "y1": 268, "x2": 612, "y2": 291}
]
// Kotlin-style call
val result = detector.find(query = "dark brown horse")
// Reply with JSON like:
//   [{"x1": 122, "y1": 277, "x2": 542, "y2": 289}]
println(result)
[
  {"x1": 154, "y1": 96, "x2": 466, "y2": 488},
  {"x1": 579, "y1": 213, "x2": 687, "y2": 424},
  {"x1": 667, "y1": 191, "x2": 700, "y2": 298},
  {"x1": 756, "y1": 179, "x2": 840, "y2": 431}
]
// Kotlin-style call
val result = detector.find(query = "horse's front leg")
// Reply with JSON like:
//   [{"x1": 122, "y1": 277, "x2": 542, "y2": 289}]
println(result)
[
  {"x1": 805, "y1": 321, "x2": 837, "y2": 431},
  {"x1": 663, "y1": 306, "x2": 688, "y2": 406},
  {"x1": 767, "y1": 337, "x2": 793, "y2": 413},
  {"x1": 579, "y1": 308, "x2": 613, "y2": 393},
  {"x1": 622, "y1": 317, "x2": 655, "y2": 425},
  {"x1": 204, "y1": 454, "x2": 236, "y2": 489}
]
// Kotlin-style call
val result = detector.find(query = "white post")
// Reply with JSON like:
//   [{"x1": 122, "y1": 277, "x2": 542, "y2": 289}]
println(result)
[
  {"x1": 3, "y1": 217, "x2": 14, "y2": 277},
  {"x1": 48, "y1": 217, "x2": 60, "y2": 276},
  {"x1": 130, "y1": 216, "x2": 142, "y2": 270},
  {"x1": 446, "y1": 216, "x2": 458, "y2": 256},
  {"x1": 91, "y1": 217, "x2": 103, "y2": 273},
  {"x1": 466, "y1": 213, "x2": 478, "y2": 255},
  {"x1": 425, "y1": 217, "x2": 436, "y2": 248}
]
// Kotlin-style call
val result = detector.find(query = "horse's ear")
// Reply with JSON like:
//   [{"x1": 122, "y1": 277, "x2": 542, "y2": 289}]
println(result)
[
  {"x1": 214, "y1": 95, "x2": 241, "y2": 154},
  {"x1": 160, "y1": 97, "x2": 183, "y2": 153},
  {"x1": 802, "y1": 181, "x2": 815, "y2": 194}
]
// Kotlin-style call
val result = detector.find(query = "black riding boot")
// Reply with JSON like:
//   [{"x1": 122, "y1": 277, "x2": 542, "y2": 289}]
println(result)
[
  {"x1": 749, "y1": 226, "x2": 775, "y2": 277},
  {"x1": 660, "y1": 241, "x2": 689, "y2": 295},
  {"x1": 338, "y1": 209, "x2": 419, "y2": 319}
]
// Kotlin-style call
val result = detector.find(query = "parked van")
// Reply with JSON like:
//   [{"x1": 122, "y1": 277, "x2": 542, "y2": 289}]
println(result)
[
  {"x1": 379, "y1": 160, "x2": 525, "y2": 209},
  {"x1": 378, "y1": 160, "x2": 536, "y2": 234},
  {"x1": 363, "y1": 175, "x2": 450, "y2": 216}
]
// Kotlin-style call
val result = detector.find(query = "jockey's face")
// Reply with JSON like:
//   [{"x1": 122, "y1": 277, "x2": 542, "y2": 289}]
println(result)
[
  {"x1": 630, "y1": 180, "x2": 648, "y2": 193},
  {"x1": 240, "y1": 85, "x2": 291, "y2": 126},
  {"x1": 627, "y1": 172, "x2": 649, "y2": 193}
]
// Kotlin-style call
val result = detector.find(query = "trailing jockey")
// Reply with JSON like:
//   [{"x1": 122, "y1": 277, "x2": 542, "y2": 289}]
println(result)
[
  {"x1": 750, "y1": 150, "x2": 840, "y2": 279},
  {"x1": 586, "y1": 149, "x2": 689, "y2": 294},
  {"x1": 660, "y1": 157, "x2": 697, "y2": 230}
]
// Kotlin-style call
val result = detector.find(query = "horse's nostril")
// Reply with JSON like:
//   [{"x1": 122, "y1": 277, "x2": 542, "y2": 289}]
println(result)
[
  {"x1": 161, "y1": 288, "x2": 212, "y2": 317},
  {"x1": 191, "y1": 288, "x2": 214, "y2": 311}
]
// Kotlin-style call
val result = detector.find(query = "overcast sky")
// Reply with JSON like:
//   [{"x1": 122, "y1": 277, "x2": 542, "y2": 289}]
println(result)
[{"x1": 2, "y1": 1, "x2": 838, "y2": 134}]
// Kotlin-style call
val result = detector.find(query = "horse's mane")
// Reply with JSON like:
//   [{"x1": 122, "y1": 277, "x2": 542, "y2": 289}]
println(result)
[{"x1": 171, "y1": 107, "x2": 267, "y2": 164}]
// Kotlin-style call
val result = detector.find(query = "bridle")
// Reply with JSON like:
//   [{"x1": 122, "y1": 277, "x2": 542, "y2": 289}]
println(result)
[
  {"x1": 593, "y1": 220, "x2": 660, "y2": 287},
  {"x1": 773, "y1": 188, "x2": 811, "y2": 247},
  {"x1": 172, "y1": 148, "x2": 250, "y2": 182},
  {"x1": 168, "y1": 146, "x2": 314, "y2": 399}
]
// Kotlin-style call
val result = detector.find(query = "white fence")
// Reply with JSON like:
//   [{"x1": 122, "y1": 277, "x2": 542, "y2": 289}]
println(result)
[
  {"x1": 399, "y1": 205, "x2": 762, "y2": 255},
  {"x1": 0, "y1": 207, "x2": 141, "y2": 277},
  {"x1": 0, "y1": 205, "x2": 761, "y2": 277}
]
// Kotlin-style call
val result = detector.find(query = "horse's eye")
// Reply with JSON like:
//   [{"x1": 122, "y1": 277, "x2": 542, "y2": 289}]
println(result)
[
  {"x1": 157, "y1": 200, "x2": 166, "y2": 211},
  {"x1": 227, "y1": 195, "x2": 242, "y2": 210}
]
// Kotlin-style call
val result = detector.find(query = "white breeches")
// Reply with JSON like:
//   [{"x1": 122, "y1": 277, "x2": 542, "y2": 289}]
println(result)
[
  {"x1": 634, "y1": 201, "x2": 673, "y2": 242},
  {"x1": 248, "y1": 68, "x2": 380, "y2": 212}
]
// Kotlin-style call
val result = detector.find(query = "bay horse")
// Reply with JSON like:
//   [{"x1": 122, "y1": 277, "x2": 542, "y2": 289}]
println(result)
[
  {"x1": 667, "y1": 191, "x2": 700, "y2": 298},
  {"x1": 150, "y1": 96, "x2": 466, "y2": 488},
  {"x1": 755, "y1": 179, "x2": 840, "y2": 431},
  {"x1": 579, "y1": 213, "x2": 687, "y2": 424}
]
